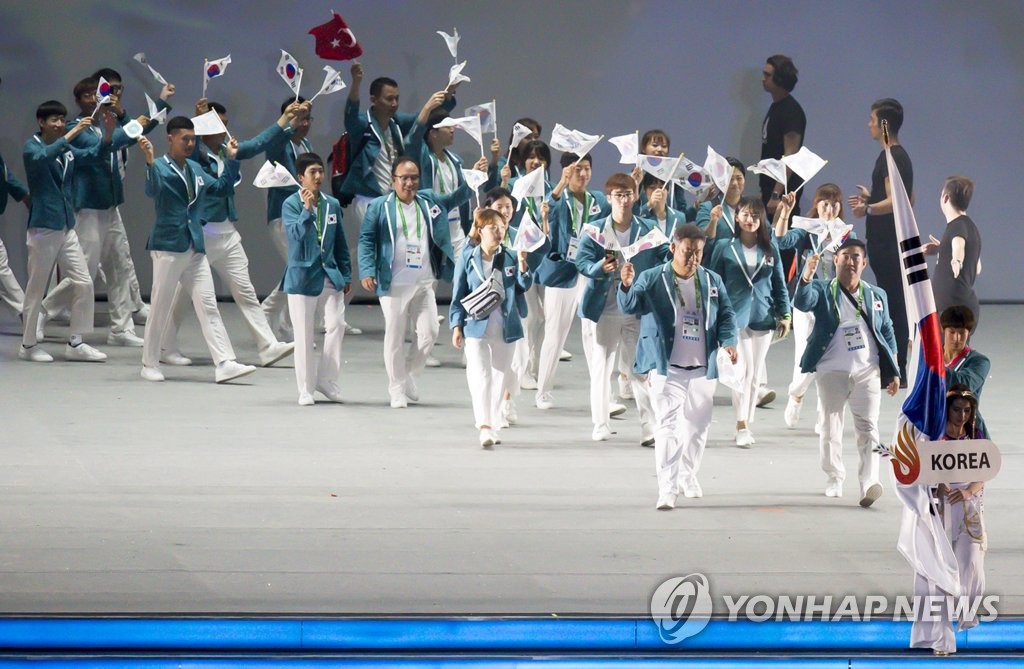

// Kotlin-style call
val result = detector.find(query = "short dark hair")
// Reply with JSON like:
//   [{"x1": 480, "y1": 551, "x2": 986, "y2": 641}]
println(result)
[
  {"x1": 424, "y1": 109, "x2": 450, "y2": 146},
  {"x1": 672, "y1": 223, "x2": 706, "y2": 244},
  {"x1": 940, "y1": 305, "x2": 976, "y2": 331},
  {"x1": 726, "y1": 156, "x2": 745, "y2": 173},
  {"x1": 766, "y1": 55, "x2": 798, "y2": 92},
  {"x1": 208, "y1": 101, "x2": 227, "y2": 115},
  {"x1": 943, "y1": 176, "x2": 974, "y2": 211},
  {"x1": 871, "y1": 98, "x2": 904, "y2": 134},
  {"x1": 507, "y1": 117, "x2": 542, "y2": 170},
  {"x1": 520, "y1": 140, "x2": 551, "y2": 168},
  {"x1": 73, "y1": 77, "x2": 97, "y2": 101},
  {"x1": 640, "y1": 129, "x2": 670, "y2": 150},
  {"x1": 559, "y1": 152, "x2": 592, "y2": 169},
  {"x1": 640, "y1": 173, "x2": 665, "y2": 191},
  {"x1": 734, "y1": 196, "x2": 771, "y2": 252},
  {"x1": 295, "y1": 152, "x2": 324, "y2": 177},
  {"x1": 91, "y1": 68, "x2": 122, "y2": 83},
  {"x1": 166, "y1": 116, "x2": 194, "y2": 134},
  {"x1": 836, "y1": 237, "x2": 867, "y2": 254},
  {"x1": 36, "y1": 100, "x2": 67, "y2": 120},
  {"x1": 391, "y1": 156, "x2": 419, "y2": 177},
  {"x1": 281, "y1": 96, "x2": 307, "y2": 114},
  {"x1": 605, "y1": 173, "x2": 637, "y2": 195},
  {"x1": 483, "y1": 187, "x2": 516, "y2": 209},
  {"x1": 369, "y1": 77, "x2": 398, "y2": 97}
]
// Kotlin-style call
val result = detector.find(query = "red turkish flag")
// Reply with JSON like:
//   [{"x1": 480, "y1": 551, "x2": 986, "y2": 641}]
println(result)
[{"x1": 308, "y1": 12, "x2": 363, "y2": 61}]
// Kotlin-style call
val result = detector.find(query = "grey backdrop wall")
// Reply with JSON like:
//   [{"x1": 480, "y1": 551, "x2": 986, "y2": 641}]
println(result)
[{"x1": 1, "y1": 0, "x2": 1021, "y2": 302}]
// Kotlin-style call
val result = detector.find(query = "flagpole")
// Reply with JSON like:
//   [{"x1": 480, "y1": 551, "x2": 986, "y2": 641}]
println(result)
[
  {"x1": 294, "y1": 72, "x2": 302, "y2": 103},
  {"x1": 492, "y1": 99, "x2": 498, "y2": 139},
  {"x1": 661, "y1": 152, "x2": 685, "y2": 195},
  {"x1": 203, "y1": 60, "x2": 208, "y2": 98}
]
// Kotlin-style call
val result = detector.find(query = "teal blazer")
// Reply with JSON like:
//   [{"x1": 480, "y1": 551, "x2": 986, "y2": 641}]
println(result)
[
  {"x1": 635, "y1": 183, "x2": 696, "y2": 221},
  {"x1": 0, "y1": 152, "x2": 28, "y2": 215},
  {"x1": 694, "y1": 200, "x2": 736, "y2": 241},
  {"x1": 946, "y1": 348, "x2": 989, "y2": 401},
  {"x1": 793, "y1": 278, "x2": 899, "y2": 384},
  {"x1": 617, "y1": 263, "x2": 738, "y2": 378},
  {"x1": 280, "y1": 192, "x2": 351, "y2": 296},
  {"x1": 68, "y1": 101, "x2": 168, "y2": 211},
  {"x1": 358, "y1": 185, "x2": 470, "y2": 295},
  {"x1": 449, "y1": 244, "x2": 532, "y2": 342},
  {"x1": 776, "y1": 225, "x2": 856, "y2": 298},
  {"x1": 575, "y1": 215, "x2": 669, "y2": 322},
  {"x1": 192, "y1": 122, "x2": 289, "y2": 224},
  {"x1": 535, "y1": 189, "x2": 610, "y2": 289},
  {"x1": 263, "y1": 134, "x2": 309, "y2": 222},
  {"x1": 708, "y1": 237, "x2": 790, "y2": 331},
  {"x1": 144, "y1": 154, "x2": 239, "y2": 253},
  {"x1": 634, "y1": 203, "x2": 687, "y2": 237},
  {"x1": 340, "y1": 96, "x2": 455, "y2": 200},
  {"x1": 23, "y1": 134, "x2": 111, "y2": 231}
]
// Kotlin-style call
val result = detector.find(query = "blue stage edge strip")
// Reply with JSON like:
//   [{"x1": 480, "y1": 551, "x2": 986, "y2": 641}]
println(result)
[{"x1": 0, "y1": 618, "x2": 1022, "y2": 651}]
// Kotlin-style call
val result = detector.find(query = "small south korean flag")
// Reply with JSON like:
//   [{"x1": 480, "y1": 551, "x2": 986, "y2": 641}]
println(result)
[{"x1": 277, "y1": 50, "x2": 303, "y2": 95}]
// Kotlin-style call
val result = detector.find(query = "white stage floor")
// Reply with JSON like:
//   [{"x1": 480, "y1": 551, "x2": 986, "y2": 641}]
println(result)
[{"x1": 0, "y1": 303, "x2": 1020, "y2": 615}]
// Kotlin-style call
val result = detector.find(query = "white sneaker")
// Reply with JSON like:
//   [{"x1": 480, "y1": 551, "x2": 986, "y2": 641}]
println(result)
[
  {"x1": 756, "y1": 386, "x2": 777, "y2": 407},
  {"x1": 520, "y1": 374, "x2": 538, "y2": 390},
  {"x1": 479, "y1": 429, "x2": 495, "y2": 448},
  {"x1": 824, "y1": 478, "x2": 843, "y2": 498},
  {"x1": 860, "y1": 483, "x2": 883, "y2": 508},
  {"x1": 609, "y1": 402, "x2": 627, "y2": 418},
  {"x1": 215, "y1": 360, "x2": 256, "y2": 384},
  {"x1": 298, "y1": 392, "x2": 315, "y2": 406},
  {"x1": 160, "y1": 351, "x2": 193, "y2": 366},
  {"x1": 559, "y1": 348, "x2": 572, "y2": 361},
  {"x1": 618, "y1": 374, "x2": 634, "y2": 400},
  {"x1": 132, "y1": 304, "x2": 150, "y2": 325},
  {"x1": 656, "y1": 495, "x2": 675, "y2": 510},
  {"x1": 258, "y1": 341, "x2": 295, "y2": 367},
  {"x1": 344, "y1": 323, "x2": 363, "y2": 335},
  {"x1": 424, "y1": 355, "x2": 441, "y2": 368},
  {"x1": 592, "y1": 424, "x2": 612, "y2": 441},
  {"x1": 18, "y1": 345, "x2": 53, "y2": 363},
  {"x1": 490, "y1": 428, "x2": 502, "y2": 445},
  {"x1": 404, "y1": 377, "x2": 419, "y2": 402},
  {"x1": 680, "y1": 477, "x2": 703, "y2": 498},
  {"x1": 535, "y1": 392, "x2": 554, "y2": 410},
  {"x1": 316, "y1": 383, "x2": 344, "y2": 403},
  {"x1": 140, "y1": 366, "x2": 165, "y2": 382},
  {"x1": 390, "y1": 393, "x2": 409, "y2": 409},
  {"x1": 735, "y1": 428, "x2": 755, "y2": 448},
  {"x1": 501, "y1": 399, "x2": 518, "y2": 425},
  {"x1": 784, "y1": 395, "x2": 803, "y2": 428},
  {"x1": 65, "y1": 342, "x2": 107, "y2": 362},
  {"x1": 107, "y1": 330, "x2": 144, "y2": 347}
]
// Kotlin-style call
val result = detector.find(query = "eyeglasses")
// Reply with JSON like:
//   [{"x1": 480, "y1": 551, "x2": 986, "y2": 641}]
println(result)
[
  {"x1": 609, "y1": 191, "x2": 635, "y2": 201},
  {"x1": 395, "y1": 174, "x2": 420, "y2": 183}
]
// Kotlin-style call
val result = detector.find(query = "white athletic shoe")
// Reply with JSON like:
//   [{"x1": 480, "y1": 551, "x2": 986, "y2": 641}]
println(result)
[
  {"x1": 140, "y1": 366, "x2": 165, "y2": 382},
  {"x1": 681, "y1": 477, "x2": 703, "y2": 498},
  {"x1": 609, "y1": 402, "x2": 627, "y2": 418},
  {"x1": 298, "y1": 392, "x2": 315, "y2": 406},
  {"x1": 160, "y1": 351, "x2": 193, "y2": 366},
  {"x1": 479, "y1": 429, "x2": 495, "y2": 448},
  {"x1": 390, "y1": 393, "x2": 409, "y2": 409},
  {"x1": 784, "y1": 395, "x2": 803, "y2": 428},
  {"x1": 559, "y1": 348, "x2": 572, "y2": 362},
  {"x1": 735, "y1": 428, "x2": 755, "y2": 448},
  {"x1": 215, "y1": 360, "x2": 256, "y2": 384},
  {"x1": 345, "y1": 323, "x2": 363, "y2": 336},
  {"x1": 618, "y1": 374, "x2": 634, "y2": 400},
  {"x1": 520, "y1": 374, "x2": 539, "y2": 390},
  {"x1": 18, "y1": 345, "x2": 53, "y2": 363},
  {"x1": 316, "y1": 383, "x2": 344, "y2": 403},
  {"x1": 535, "y1": 392, "x2": 554, "y2": 410},
  {"x1": 756, "y1": 387, "x2": 777, "y2": 407},
  {"x1": 501, "y1": 399, "x2": 518, "y2": 425},
  {"x1": 825, "y1": 478, "x2": 843, "y2": 498},
  {"x1": 592, "y1": 424, "x2": 612, "y2": 441},
  {"x1": 656, "y1": 495, "x2": 676, "y2": 510},
  {"x1": 107, "y1": 330, "x2": 144, "y2": 347},
  {"x1": 258, "y1": 341, "x2": 295, "y2": 367},
  {"x1": 424, "y1": 355, "x2": 442, "y2": 368},
  {"x1": 65, "y1": 342, "x2": 107, "y2": 362},
  {"x1": 860, "y1": 483, "x2": 883, "y2": 508}
]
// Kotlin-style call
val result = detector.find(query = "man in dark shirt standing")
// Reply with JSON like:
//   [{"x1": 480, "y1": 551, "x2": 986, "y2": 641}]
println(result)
[
  {"x1": 760, "y1": 55, "x2": 806, "y2": 217},
  {"x1": 847, "y1": 98, "x2": 912, "y2": 384},
  {"x1": 924, "y1": 176, "x2": 982, "y2": 329}
]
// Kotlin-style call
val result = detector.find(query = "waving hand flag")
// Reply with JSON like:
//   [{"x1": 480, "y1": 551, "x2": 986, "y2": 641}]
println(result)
[
  {"x1": 782, "y1": 146, "x2": 828, "y2": 187},
  {"x1": 191, "y1": 110, "x2": 228, "y2": 137},
  {"x1": 462, "y1": 168, "x2": 488, "y2": 192},
  {"x1": 704, "y1": 146, "x2": 732, "y2": 193},
  {"x1": 437, "y1": 28, "x2": 460, "y2": 60},
  {"x1": 277, "y1": 50, "x2": 303, "y2": 99},
  {"x1": 253, "y1": 160, "x2": 300, "y2": 189},
  {"x1": 144, "y1": 92, "x2": 167, "y2": 125},
  {"x1": 309, "y1": 65, "x2": 347, "y2": 102},
  {"x1": 511, "y1": 166, "x2": 546, "y2": 202},
  {"x1": 434, "y1": 115, "x2": 484, "y2": 156},
  {"x1": 747, "y1": 158, "x2": 788, "y2": 188},
  {"x1": 465, "y1": 101, "x2": 497, "y2": 135},
  {"x1": 447, "y1": 60, "x2": 471, "y2": 89},
  {"x1": 609, "y1": 132, "x2": 639, "y2": 165},
  {"x1": 308, "y1": 11, "x2": 363, "y2": 61},
  {"x1": 550, "y1": 123, "x2": 601, "y2": 157},
  {"x1": 202, "y1": 55, "x2": 231, "y2": 97},
  {"x1": 512, "y1": 207, "x2": 547, "y2": 253},
  {"x1": 133, "y1": 53, "x2": 167, "y2": 85}
]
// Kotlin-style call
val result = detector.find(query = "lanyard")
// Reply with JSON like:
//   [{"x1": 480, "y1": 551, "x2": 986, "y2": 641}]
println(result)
[
  {"x1": 568, "y1": 192, "x2": 591, "y2": 235},
  {"x1": 831, "y1": 279, "x2": 865, "y2": 319},
  {"x1": 314, "y1": 198, "x2": 325, "y2": 242},
  {"x1": 433, "y1": 152, "x2": 453, "y2": 193},
  {"x1": 673, "y1": 271, "x2": 702, "y2": 311},
  {"x1": 368, "y1": 111, "x2": 399, "y2": 161},
  {"x1": 398, "y1": 199, "x2": 422, "y2": 240}
]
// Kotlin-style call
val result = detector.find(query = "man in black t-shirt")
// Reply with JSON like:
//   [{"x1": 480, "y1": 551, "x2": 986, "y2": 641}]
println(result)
[
  {"x1": 847, "y1": 98, "x2": 912, "y2": 384},
  {"x1": 924, "y1": 176, "x2": 982, "y2": 329},
  {"x1": 760, "y1": 55, "x2": 806, "y2": 218}
]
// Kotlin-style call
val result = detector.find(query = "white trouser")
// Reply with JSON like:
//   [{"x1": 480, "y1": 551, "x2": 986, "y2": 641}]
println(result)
[
  {"x1": 101, "y1": 205, "x2": 145, "y2": 313},
  {"x1": 582, "y1": 311, "x2": 653, "y2": 436},
  {"x1": 0, "y1": 236, "x2": 25, "y2": 314},
  {"x1": 465, "y1": 324, "x2": 514, "y2": 429},
  {"x1": 260, "y1": 217, "x2": 291, "y2": 336},
  {"x1": 144, "y1": 249, "x2": 234, "y2": 368},
  {"x1": 536, "y1": 278, "x2": 583, "y2": 397},
  {"x1": 43, "y1": 208, "x2": 134, "y2": 334},
  {"x1": 22, "y1": 228, "x2": 93, "y2": 346},
  {"x1": 523, "y1": 283, "x2": 545, "y2": 378},
  {"x1": 814, "y1": 367, "x2": 881, "y2": 493},
  {"x1": 504, "y1": 338, "x2": 527, "y2": 398},
  {"x1": 288, "y1": 280, "x2": 346, "y2": 397},
  {"x1": 732, "y1": 328, "x2": 774, "y2": 425},
  {"x1": 380, "y1": 281, "x2": 438, "y2": 398},
  {"x1": 165, "y1": 224, "x2": 278, "y2": 355},
  {"x1": 650, "y1": 366, "x2": 716, "y2": 497},
  {"x1": 789, "y1": 308, "x2": 816, "y2": 398}
]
